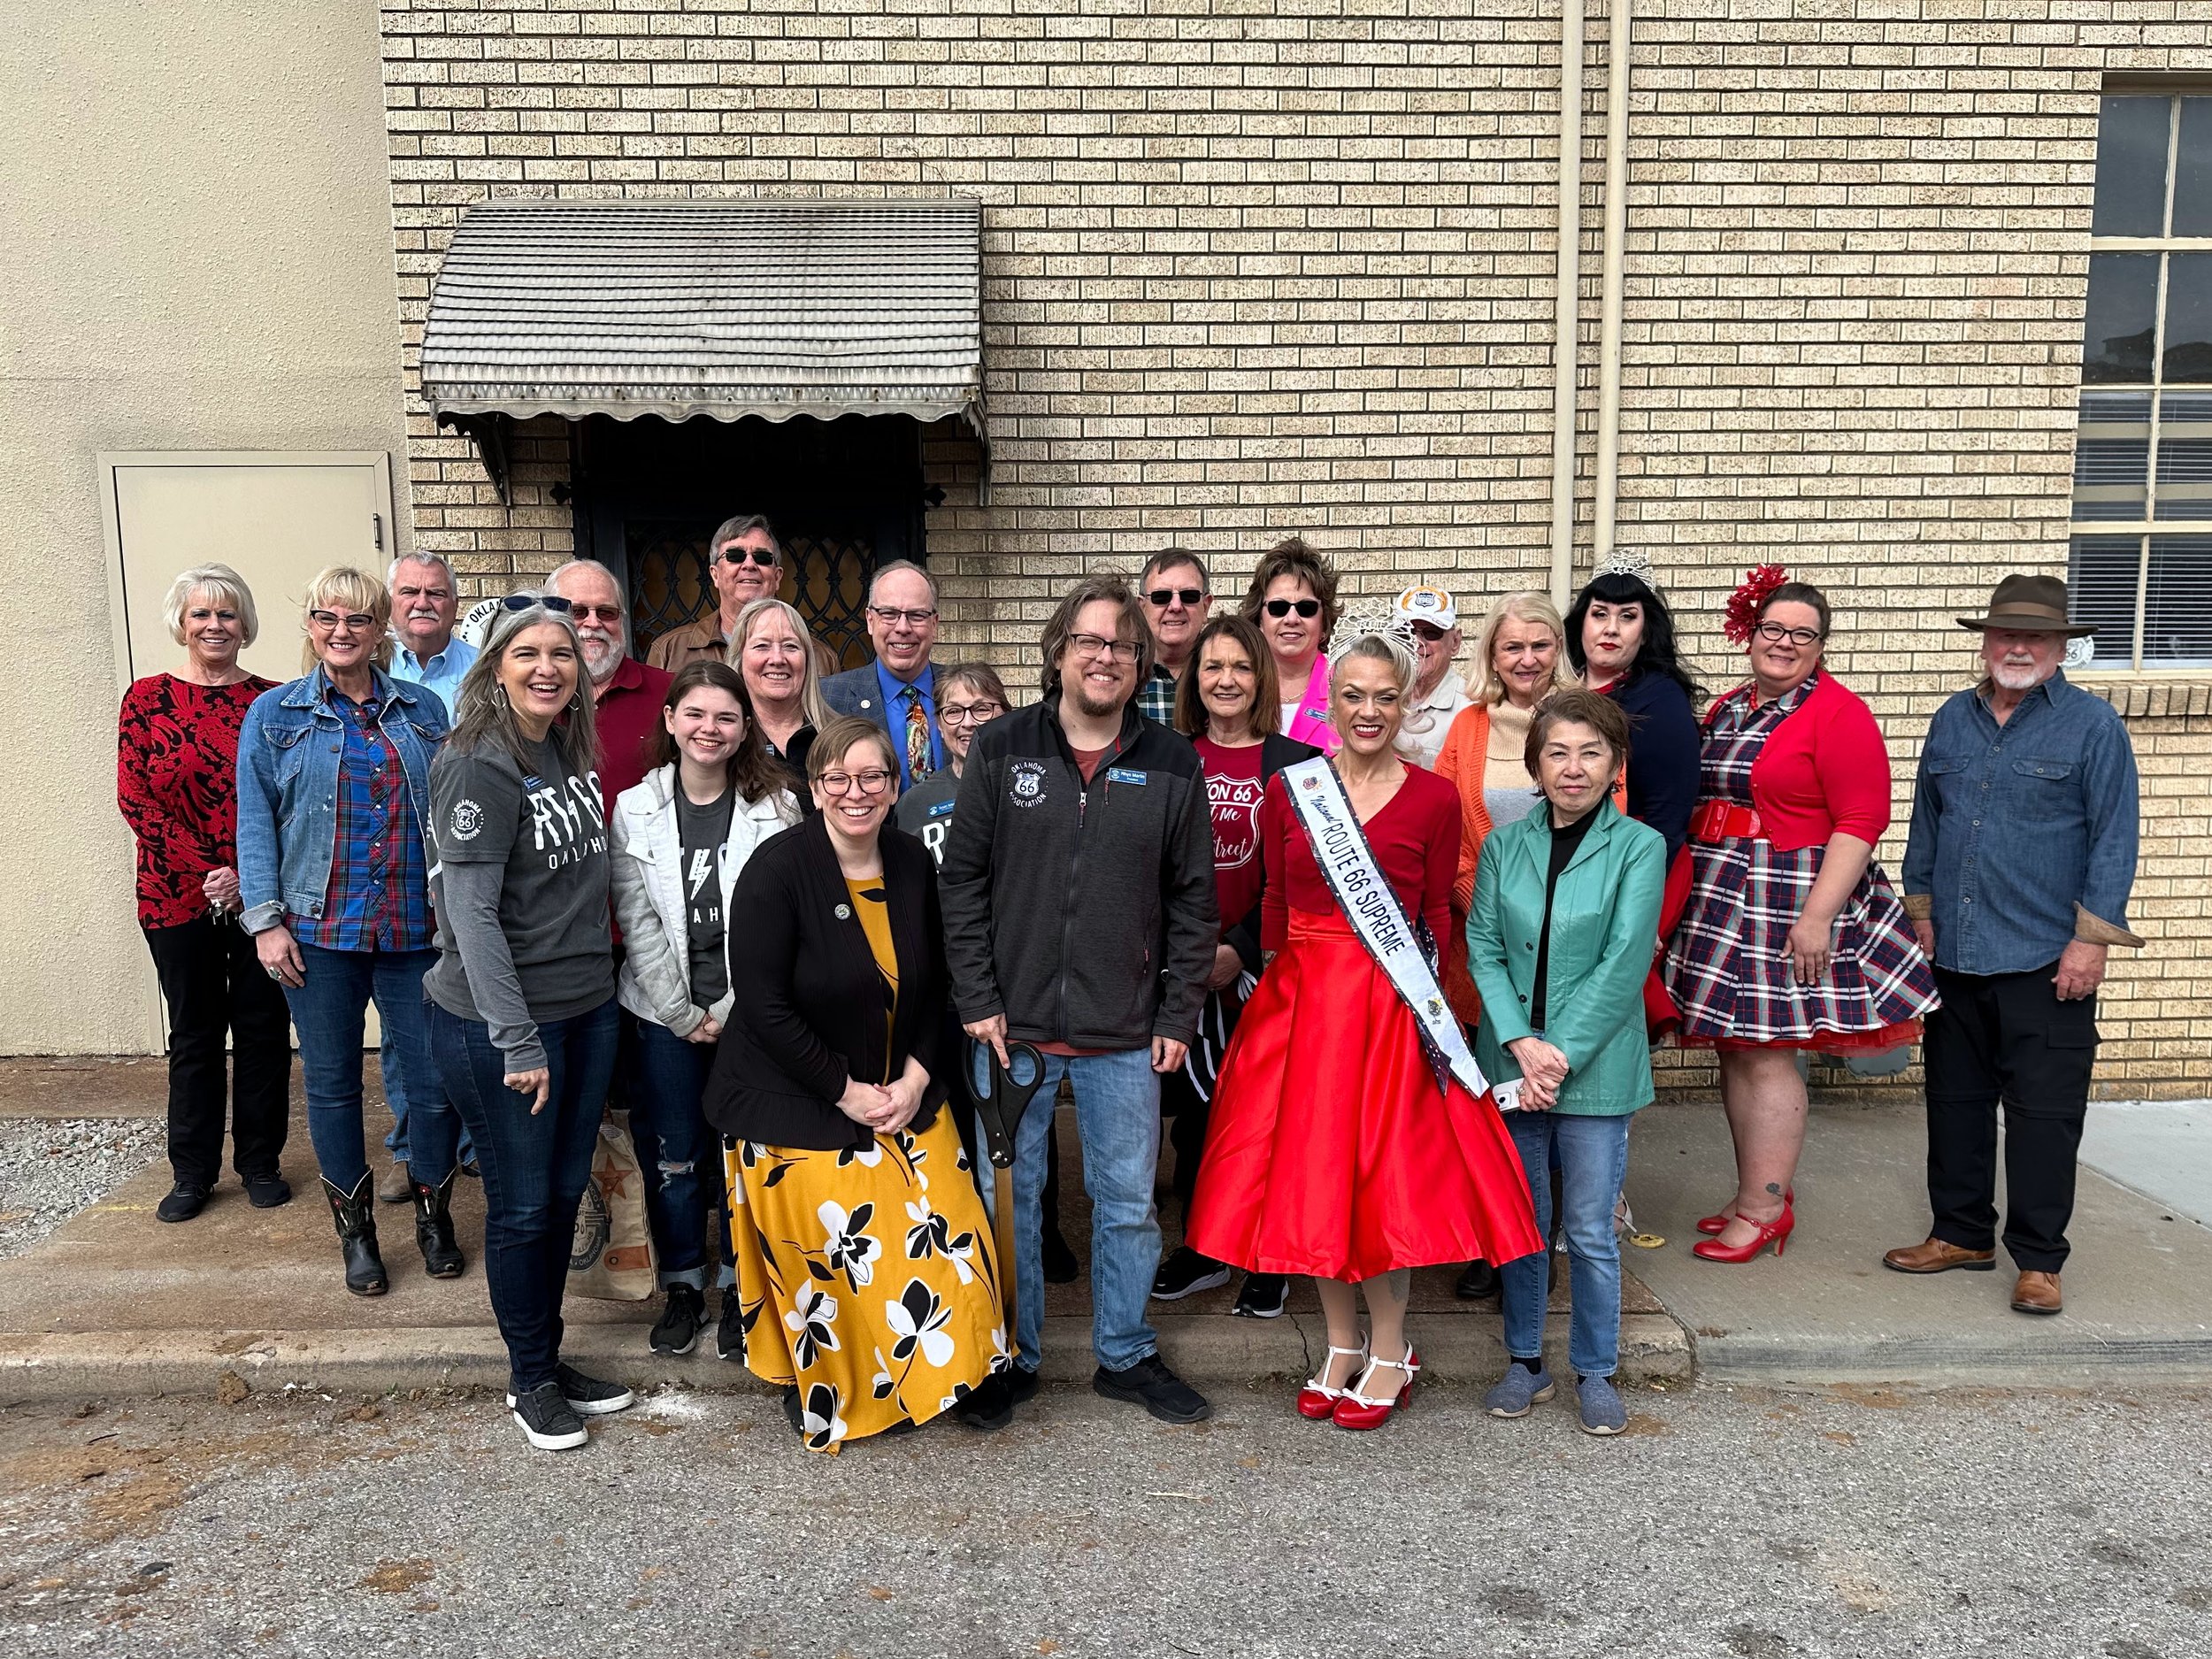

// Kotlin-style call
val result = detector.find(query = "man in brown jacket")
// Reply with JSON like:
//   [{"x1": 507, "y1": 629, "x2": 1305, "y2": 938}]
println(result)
[{"x1": 645, "y1": 513, "x2": 784, "y2": 672}]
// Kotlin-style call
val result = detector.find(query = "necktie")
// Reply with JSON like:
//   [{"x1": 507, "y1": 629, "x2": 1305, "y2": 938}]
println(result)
[{"x1": 902, "y1": 683, "x2": 934, "y2": 783}]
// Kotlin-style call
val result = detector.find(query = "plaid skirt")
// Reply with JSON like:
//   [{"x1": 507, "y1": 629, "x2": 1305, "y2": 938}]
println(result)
[{"x1": 1663, "y1": 836, "x2": 1938, "y2": 1048}]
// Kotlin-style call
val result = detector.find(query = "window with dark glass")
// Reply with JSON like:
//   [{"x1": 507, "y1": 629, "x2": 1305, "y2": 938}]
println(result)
[{"x1": 2070, "y1": 94, "x2": 2212, "y2": 668}]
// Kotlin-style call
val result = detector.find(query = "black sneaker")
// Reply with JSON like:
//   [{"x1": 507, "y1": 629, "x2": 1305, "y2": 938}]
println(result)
[
  {"x1": 649, "y1": 1285, "x2": 705, "y2": 1356},
  {"x1": 1150, "y1": 1247, "x2": 1232, "y2": 1302},
  {"x1": 714, "y1": 1288, "x2": 746, "y2": 1363},
  {"x1": 156, "y1": 1182, "x2": 211, "y2": 1224},
  {"x1": 509, "y1": 1381, "x2": 588, "y2": 1451},
  {"x1": 509, "y1": 1364, "x2": 634, "y2": 1418},
  {"x1": 1007, "y1": 1364, "x2": 1041, "y2": 1408},
  {"x1": 1231, "y1": 1272, "x2": 1289, "y2": 1319},
  {"x1": 242, "y1": 1172, "x2": 292, "y2": 1210},
  {"x1": 780, "y1": 1385, "x2": 803, "y2": 1437},
  {"x1": 1454, "y1": 1259, "x2": 1500, "y2": 1301},
  {"x1": 1093, "y1": 1354, "x2": 1211, "y2": 1424},
  {"x1": 952, "y1": 1372, "x2": 1015, "y2": 1432},
  {"x1": 1042, "y1": 1228, "x2": 1081, "y2": 1285}
]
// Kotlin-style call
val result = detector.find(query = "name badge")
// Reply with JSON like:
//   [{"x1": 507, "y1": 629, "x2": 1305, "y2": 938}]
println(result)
[
  {"x1": 1106, "y1": 768, "x2": 1147, "y2": 786},
  {"x1": 927, "y1": 799, "x2": 956, "y2": 818}
]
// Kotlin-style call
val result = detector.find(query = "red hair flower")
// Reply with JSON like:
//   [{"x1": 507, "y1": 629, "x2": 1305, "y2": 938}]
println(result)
[{"x1": 1722, "y1": 564, "x2": 1791, "y2": 645}]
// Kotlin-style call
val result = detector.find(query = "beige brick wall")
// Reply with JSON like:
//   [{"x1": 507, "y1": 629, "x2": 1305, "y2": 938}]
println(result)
[{"x1": 377, "y1": 0, "x2": 2212, "y2": 1094}]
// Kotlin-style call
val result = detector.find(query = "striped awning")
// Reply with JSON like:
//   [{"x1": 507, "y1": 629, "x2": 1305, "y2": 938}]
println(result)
[{"x1": 418, "y1": 197, "x2": 987, "y2": 442}]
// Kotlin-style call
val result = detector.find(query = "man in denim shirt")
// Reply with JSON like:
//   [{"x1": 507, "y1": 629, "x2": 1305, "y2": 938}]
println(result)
[{"x1": 1886, "y1": 576, "x2": 2142, "y2": 1317}]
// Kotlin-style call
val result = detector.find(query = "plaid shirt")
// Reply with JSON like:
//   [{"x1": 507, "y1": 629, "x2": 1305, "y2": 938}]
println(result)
[
  {"x1": 297, "y1": 689, "x2": 433, "y2": 953},
  {"x1": 1136, "y1": 664, "x2": 1179, "y2": 726}
]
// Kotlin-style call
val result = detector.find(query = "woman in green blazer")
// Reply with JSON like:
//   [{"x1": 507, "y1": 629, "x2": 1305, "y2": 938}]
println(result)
[{"x1": 1466, "y1": 689, "x2": 1666, "y2": 1436}]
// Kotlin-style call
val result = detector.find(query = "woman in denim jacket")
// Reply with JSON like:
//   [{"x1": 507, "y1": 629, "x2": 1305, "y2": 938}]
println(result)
[{"x1": 236, "y1": 566, "x2": 463, "y2": 1296}]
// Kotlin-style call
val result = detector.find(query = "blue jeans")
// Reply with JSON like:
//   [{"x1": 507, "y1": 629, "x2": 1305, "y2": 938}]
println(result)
[
  {"x1": 1500, "y1": 1111, "x2": 1634, "y2": 1379},
  {"x1": 383, "y1": 1029, "x2": 473, "y2": 1166},
  {"x1": 430, "y1": 996, "x2": 619, "y2": 1394},
  {"x1": 975, "y1": 1045, "x2": 1161, "y2": 1372},
  {"x1": 629, "y1": 1018, "x2": 733, "y2": 1291},
  {"x1": 284, "y1": 944, "x2": 455, "y2": 1192}
]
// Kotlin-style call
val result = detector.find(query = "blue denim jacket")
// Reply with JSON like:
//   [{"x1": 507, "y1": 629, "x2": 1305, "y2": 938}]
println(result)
[
  {"x1": 236, "y1": 666, "x2": 449, "y2": 935},
  {"x1": 1900, "y1": 670, "x2": 2140, "y2": 976}
]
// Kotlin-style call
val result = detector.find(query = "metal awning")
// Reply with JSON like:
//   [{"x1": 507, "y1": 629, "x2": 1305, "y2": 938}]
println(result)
[{"x1": 419, "y1": 197, "x2": 988, "y2": 499}]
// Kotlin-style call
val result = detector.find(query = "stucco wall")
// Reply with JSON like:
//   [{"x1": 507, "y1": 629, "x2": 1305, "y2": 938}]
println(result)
[{"x1": 0, "y1": 3, "x2": 411, "y2": 1053}]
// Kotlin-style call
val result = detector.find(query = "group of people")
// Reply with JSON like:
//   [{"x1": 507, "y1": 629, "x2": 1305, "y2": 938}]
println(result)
[{"x1": 117, "y1": 511, "x2": 2141, "y2": 1453}]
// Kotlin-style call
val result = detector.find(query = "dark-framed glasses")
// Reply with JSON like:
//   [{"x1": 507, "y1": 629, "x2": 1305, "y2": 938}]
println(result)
[
  {"x1": 868, "y1": 604, "x2": 938, "y2": 627},
  {"x1": 818, "y1": 768, "x2": 895, "y2": 796},
  {"x1": 1753, "y1": 621, "x2": 1822, "y2": 647},
  {"x1": 1263, "y1": 597, "x2": 1322, "y2": 618},
  {"x1": 1145, "y1": 587, "x2": 1205, "y2": 608},
  {"x1": 1067, "y1": 632, "x2": 1141, "y2": 664},
  {"x1": 502, "y1": 593, "x2": 573, "y2": 615},
  {"x1": 938, "y1": 699, "x2": 1005, "y2": 726},
  {"x1": 566, "y1": 603, "x2": 624, "y2": 624},
  {"x1": 722, "y1": 547, "x2": 779, "y2": 568},
  {"x1": 308, "y1": 609, "x2": 378, "y2": 632}
]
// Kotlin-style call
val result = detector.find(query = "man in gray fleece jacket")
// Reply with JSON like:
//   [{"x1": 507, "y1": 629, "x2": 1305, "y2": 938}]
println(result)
[{"x1": 941, "y1": 572, "x2": 1219, "y2": 1426}]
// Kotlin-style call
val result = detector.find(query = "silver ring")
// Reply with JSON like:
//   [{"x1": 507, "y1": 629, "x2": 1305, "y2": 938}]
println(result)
[{"x1": 266, "y1": 967, "x2": 284, "y2": 981}]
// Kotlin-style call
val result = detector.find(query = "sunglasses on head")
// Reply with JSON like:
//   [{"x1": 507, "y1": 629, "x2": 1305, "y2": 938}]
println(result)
[
  {"x1": 1145, "y1": 587, "x2": 1205, "y2": 608},
  {"x1": 503, "y1": 593, "x2": 572, "y2": 615},
  {"x1": 721, "y1": 547, "x2": 778, "y2": 568},
  {"x1": 1263, "y1": 597, "x2": 1322, "y2": 618}
]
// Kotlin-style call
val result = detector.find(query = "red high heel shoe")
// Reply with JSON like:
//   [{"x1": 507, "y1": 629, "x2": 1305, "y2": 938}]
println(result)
[
  {"x1": 1296, "y1": 1341, "x2": 1367, "y2": 1420},
  {"x1": 1692, "y1": 1200, "x2": 1795, "y2": 1263},
  {"x1": 1696, "y1": 1187, "x2": 1794, "y2": 1235},
  {"x1": 1333, "y1": 1345, "x2": 1420, "y2": 1431}
]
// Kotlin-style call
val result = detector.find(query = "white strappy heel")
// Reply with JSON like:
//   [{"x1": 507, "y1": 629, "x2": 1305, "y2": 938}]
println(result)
[
  {"x1": 1333, "y1": 1342, "x2": 1421, "y2": 1431},
  {"x1": 1295, "y1": 1340, "x2": 1368, "y2": 1420}
]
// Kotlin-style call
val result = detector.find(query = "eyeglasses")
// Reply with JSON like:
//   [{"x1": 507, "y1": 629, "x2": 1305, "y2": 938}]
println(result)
[
  {"x1": 566, "y1": 603, "x2": 624, "y2": 625},
  {"x1": 938, "y1": 700, "x2": 1004, "y2": 726},
  {"x1": 308, "y1": 610, "x2": 379, "y2": 632},
  {"x1": 818, "y1": 768, "x2": 895, "y2": 796},
  {"x1": 1145, "y1": 587, "x2": 1205, "y2": 608},
  {"x1": 502, "y1": 593, "x2": 573, "y2": 615},
  {"x1": 1263, "y1": 598, "x2": 1322, "y2": 619},
  {"x1": 1754, "y1": 621, "x2": 1824, "y2": 648},
  {"x1": 868, "y1": 605, "x2": 938, "y2": 627},
  {"x1": 1066, "y1": 632, "x2": 1141, "y2": 664},
  {"x1": 721, "y1": 548, "x2": 778, "y2": 568}
]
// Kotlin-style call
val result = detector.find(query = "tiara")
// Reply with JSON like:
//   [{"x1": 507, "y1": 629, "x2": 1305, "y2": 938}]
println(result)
[
  {"x1": 1328, "y1": 599, "x2": 1418, "y2": 658},
  {"x1": 1595, "y1": 547, "x2": 1654, "y2": 582}
]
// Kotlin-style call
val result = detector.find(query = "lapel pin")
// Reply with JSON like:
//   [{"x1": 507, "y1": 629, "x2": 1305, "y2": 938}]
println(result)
[{"x1": 834, "y1": 903, "x2": 852, "y2": 920}]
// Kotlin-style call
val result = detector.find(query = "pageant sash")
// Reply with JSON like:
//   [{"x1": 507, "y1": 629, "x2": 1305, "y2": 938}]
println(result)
[{"x1": 1280, "y1": 757, "x2": 1491, "y2": 1102}]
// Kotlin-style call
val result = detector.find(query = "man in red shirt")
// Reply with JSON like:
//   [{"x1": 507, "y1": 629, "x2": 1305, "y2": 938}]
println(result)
[{"x1": 544, "y1": 560, "x2": 672, "y2": 811}]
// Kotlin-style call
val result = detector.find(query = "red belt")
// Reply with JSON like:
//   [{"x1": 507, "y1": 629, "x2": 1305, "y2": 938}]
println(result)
[{"x1": 1690, "y1": 801, "x2": 1766, "y2": 842}]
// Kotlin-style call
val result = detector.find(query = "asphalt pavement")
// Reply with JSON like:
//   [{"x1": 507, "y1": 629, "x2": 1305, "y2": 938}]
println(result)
[{"x1": 2, "y1": 1377, "x2": 2208, "y2": 1659}]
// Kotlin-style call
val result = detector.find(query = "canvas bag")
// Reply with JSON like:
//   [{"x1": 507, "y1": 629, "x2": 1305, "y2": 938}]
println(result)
[{"x1": 568, "y1": 1118, "x2": 657, "y2": 1301}]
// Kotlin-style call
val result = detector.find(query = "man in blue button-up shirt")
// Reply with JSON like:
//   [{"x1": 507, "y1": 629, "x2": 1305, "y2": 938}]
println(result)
[
  {"x1": 1886, "y1": 575, "x2": 2143, "y2": 1317},
  {"x1": 821, "y1": 562, "x2": 946, "y2": 789}
]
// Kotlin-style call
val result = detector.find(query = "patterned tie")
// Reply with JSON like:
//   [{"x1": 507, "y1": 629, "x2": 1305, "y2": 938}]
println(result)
[{"x1": 902, "y1": 683, "x2": 934, "y2": 783}]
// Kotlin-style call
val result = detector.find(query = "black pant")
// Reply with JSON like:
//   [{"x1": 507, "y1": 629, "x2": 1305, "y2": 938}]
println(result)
[
  {"x1": 1924, "y1": 962, "x2": 2098, "y2": 1273},
  {"x1": 142, "y1": 917, "x2": 293, "y2": 1187}
]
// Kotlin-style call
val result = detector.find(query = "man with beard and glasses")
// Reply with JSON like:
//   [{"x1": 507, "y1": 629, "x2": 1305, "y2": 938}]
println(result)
[
  {"x1": 648, "y1": 515, "x2": 786, "y2": 674},
  {"x1": 389, "y1": 554, "x2": 477, "y2": 718},
  {"x1": 1888, "y1": 575, "x2": 2142, "y2": 1318},
  {"x1": 940, "y1": 572, "x2": 1220, "y2": 1425},
  {"x1": 545, "y1": 560, "x2": 673, "y2": 811}
]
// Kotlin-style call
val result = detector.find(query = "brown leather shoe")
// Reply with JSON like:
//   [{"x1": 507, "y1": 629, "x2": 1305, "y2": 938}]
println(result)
[
  {"x1": 2011, "y1": 1270, "x2": 2063, "y2": 1316},
  {"x1": 375, "y1": 1160, "x2": 411, "y2": 1205},
  {"x1": 1882, "y1": 1236, "x2": 1997, "y2": 1274}
]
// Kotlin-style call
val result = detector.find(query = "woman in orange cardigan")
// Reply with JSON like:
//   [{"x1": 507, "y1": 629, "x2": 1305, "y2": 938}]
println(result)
[{"x1": 1432, "y1": 591, "x2": 1579, "y2": 1301}]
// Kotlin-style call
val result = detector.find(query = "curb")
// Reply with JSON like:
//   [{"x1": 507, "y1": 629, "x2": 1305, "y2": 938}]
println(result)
[{"x1": 0, "y1": 1313, "x2": 1694, "y2": 1403}]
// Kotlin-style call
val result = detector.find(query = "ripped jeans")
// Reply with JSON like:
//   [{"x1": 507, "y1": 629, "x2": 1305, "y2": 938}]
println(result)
[{"x1": 629, "y1": 1017, "x2": 735, "y2": 1291}]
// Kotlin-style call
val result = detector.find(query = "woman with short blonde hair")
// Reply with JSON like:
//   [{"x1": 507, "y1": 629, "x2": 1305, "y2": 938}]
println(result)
[{"x1": 119, "y1": 564, "x2": 291, "y2": 1225}]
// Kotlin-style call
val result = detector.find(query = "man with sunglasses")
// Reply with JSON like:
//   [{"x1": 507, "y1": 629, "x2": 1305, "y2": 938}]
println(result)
[
  {"x1": 821, "y1": 561, "x2": 947, "y2": 790},
  {"x1": 1134, "y1": 549, "x2": 1214, "y2": 724},
  {"x1": 646, "y1": 514, "x2": 783, "y2": 673},
  {"x1": 545, "y1": 560, "x2": 672, "y2": 810},
  {"x1": 1392, "y1": 583, "x2": 1471, "y2": 770}
]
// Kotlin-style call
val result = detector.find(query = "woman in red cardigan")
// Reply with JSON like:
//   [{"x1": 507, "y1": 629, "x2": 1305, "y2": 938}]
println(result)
[{"x1": 1663, "y1": 572, "x2": 1937, "y2": 1263}]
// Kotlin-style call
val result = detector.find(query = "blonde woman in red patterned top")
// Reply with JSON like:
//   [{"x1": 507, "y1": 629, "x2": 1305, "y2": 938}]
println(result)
[{"x1": 116, "y1": 565, "x2": 292, "y2": 1225}]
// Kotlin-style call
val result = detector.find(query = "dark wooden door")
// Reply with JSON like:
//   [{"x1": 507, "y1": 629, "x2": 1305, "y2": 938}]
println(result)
[{"x1": 569, "y1": 412, "x2": 928, "y2": 668}]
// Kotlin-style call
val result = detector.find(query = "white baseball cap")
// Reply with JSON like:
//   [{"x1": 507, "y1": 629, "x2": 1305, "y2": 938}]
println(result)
[{"x1": 1393, "y1": 585, "x2": 1459, "y2": 629}]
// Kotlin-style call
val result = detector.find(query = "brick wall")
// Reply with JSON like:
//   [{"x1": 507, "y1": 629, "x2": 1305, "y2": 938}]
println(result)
[{"x1": 376, "y1": 0, "x2": 2212, "y2": 1094}]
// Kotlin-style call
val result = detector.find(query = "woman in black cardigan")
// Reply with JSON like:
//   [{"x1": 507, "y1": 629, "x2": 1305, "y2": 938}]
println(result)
[
  {"x1": 708, "y1": 716, "x2": 1011, "y2": 1449},
  {"x1": 1148, "y1": 614, "x2": 1319, "y2": 1317}
]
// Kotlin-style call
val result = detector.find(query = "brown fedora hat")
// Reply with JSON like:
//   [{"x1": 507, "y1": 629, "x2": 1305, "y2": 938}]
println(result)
[{"x1": 1955, "y1": 573, "x2": 2094, "y2": 637}]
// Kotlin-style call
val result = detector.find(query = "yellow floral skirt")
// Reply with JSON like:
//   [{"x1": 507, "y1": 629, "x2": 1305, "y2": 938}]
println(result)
[{"x1": 724, "y1": 1110, "x2": 1009, "y2": 1453}]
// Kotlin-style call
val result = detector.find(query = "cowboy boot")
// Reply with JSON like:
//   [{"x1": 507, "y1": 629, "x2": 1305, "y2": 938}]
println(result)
[
  {"x1": 411, "y1": 1171, "x2": 465, "y2": 1280},
  {"x1": 322, "y1": 1172, "x2": 388, "y2": 1297}
]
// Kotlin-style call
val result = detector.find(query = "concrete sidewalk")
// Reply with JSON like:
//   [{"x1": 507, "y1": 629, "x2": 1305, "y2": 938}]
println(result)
[
  {"x1": 0, "y1": 1068, "x2": 1685, "y2": 1402},
  {"x1": 1624, "y1": 1098, "x2": 2212, "y2": 1385}
]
